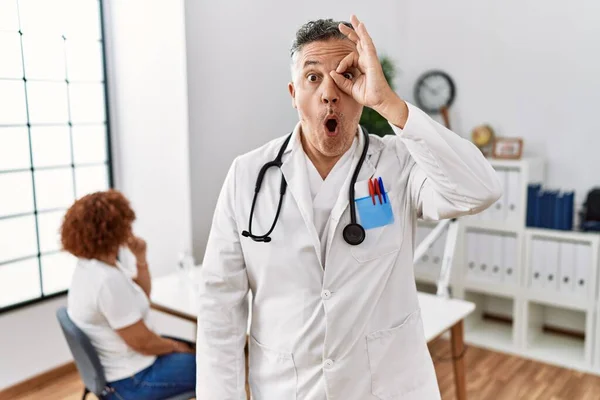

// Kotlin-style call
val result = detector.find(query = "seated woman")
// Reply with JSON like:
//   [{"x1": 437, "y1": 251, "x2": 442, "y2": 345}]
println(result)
[{"x1": 62, "y1": 189, "x2": 195, "y2": 400}]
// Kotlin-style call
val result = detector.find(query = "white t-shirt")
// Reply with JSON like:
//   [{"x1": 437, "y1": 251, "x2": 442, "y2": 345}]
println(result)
[
  {"x1": 67, "y1": 258, "x2": 156, "y2": 382},
  {"x1": 304, "y1": 136, "x2": 357, "y2": 264}
]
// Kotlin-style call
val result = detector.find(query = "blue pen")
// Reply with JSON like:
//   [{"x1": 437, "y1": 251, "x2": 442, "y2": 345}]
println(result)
[{"x1": 378, "y1": 177, "x2": 387, "y2": 203}]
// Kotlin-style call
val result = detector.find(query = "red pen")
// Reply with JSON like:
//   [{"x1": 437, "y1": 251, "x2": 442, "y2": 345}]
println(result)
[
  {"x1": 373, "y1": 178, "x2": 382, "y2": 204},
  {"x1": 368, "y1": 179, "x2": 375, "y2": 205}
]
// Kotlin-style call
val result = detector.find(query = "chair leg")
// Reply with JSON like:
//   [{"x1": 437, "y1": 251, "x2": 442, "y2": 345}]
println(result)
[{"x1": 82, "y1": 387, "x2": 90, "y2": 400}]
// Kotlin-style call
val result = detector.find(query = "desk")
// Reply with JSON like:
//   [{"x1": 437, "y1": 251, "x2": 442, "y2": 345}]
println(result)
[{"x1": 151, "y1": 272, "x2": 475, "y2": 400}]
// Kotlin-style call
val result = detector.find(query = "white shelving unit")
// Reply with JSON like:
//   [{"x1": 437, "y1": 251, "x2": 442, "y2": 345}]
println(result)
[
  {"x1": 523, "y1": 299, "x2": 591, "y2": 370},
  {"x1": 415, "y1": 156, "x2": 600, "y2": 374},
  {"x1": 461, "y1": 288, "x2": 519, "y2": 354},
  {"x1": 520, "y1": 226, "x2": 599, "y2": 371}
]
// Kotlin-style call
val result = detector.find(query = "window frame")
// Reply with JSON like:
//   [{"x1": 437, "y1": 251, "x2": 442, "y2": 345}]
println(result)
[{"x1": 0, "y1": 0, "x2": 114, "y2": 314}]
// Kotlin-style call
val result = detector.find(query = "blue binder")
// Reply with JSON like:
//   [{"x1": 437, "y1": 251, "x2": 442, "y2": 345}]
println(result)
[
  {"x1": 554, "y1": 193, "x2": 564, "y2": 230},
  {"x1": 564, "y1": 191, "x2": 574, "y2": 230},
  {"x1": 520, "y1": 184, "x2": 574, "y2": 231},
  {"x1": 527, "y1": 184, "x2": 541, "y2": 227},
  {"x1": 534, "y1": 190, "x2": 544, "y2": 228}
]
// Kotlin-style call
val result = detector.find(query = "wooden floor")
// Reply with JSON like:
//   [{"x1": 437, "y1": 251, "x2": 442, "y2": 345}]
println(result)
[{"x1": 8, "y1": 338, "x2": 600, "y2": 400}]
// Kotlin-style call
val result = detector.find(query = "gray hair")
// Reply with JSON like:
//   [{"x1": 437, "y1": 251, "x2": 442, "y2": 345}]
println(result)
[{"x1": 290, "y1": 19, "x2": 353, "y2": 60}]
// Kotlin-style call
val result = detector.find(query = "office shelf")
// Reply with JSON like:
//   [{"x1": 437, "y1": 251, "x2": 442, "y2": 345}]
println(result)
[
  {"x1": 527, "y1": 227, "x2": 600, "y2": 242},
  {"x1": 462, "y1": 279, "x2": 519, "y2": 299},
  {"x1": 524, "y1": 230, "x2": 600, "y2": 310},
  {"x1": 423, "y1": 156, "x2": 600, "y2": 374},
  {"x1": 523, "y1": 300, "x2": 592, "y2": 371},
  {"x1": 525, "y1": 332, "x2": 587, "y2": 371},
  {"x1": 525, "y1": 290, "x2": 591, "y2": 312},
  {"x1": 464, "y1": 318, "x2": 516, "y2": 354},
  {"x1": 461, "y1": 290, "x2": 519, "y2": 353}
]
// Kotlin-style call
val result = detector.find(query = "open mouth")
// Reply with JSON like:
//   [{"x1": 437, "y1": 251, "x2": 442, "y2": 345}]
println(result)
[{"x1": 325, "y1": 118, "x2": 338, "y2": 133}]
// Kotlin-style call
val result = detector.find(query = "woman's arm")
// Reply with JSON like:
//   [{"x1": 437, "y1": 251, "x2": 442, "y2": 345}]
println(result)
[
  {"x1": 116, "y1": 319, "x2": 193, "y2": 356},
  {"x1": 128, "y1": 236, "x2": 151, "y2": 297},
  {"x1": 133, "y1": 261, "x2": 151, "y2": 298}
]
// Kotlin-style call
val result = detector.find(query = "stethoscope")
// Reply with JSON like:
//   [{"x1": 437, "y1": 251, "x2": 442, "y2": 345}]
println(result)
[{"x1": 241, "y1": 127, "x2": 370, "y2": 246}]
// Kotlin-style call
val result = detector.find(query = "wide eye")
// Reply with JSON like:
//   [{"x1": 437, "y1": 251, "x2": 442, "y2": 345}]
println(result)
[
  {"x1": 343, "y1": 72, "x2": 354, "y2": 80},
  {"x1": 307, "y1": 74, "x2": 319, "y2": 82}
]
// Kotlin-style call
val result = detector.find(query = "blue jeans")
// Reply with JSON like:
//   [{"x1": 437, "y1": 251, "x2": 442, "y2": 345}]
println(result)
[{"x1": 104, "y1": 352, "x2": 196, "y2": 400}]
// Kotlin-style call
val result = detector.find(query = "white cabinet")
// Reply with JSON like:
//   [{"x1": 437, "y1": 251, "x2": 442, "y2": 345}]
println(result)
[{"x1": 415, "y1": 156, "x2": 600, "y2": 374}]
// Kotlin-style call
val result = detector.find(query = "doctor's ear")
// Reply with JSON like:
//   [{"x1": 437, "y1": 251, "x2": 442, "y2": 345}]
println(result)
[{"x1": 288, "y1": 82, "x2": 297, "y2": 109}]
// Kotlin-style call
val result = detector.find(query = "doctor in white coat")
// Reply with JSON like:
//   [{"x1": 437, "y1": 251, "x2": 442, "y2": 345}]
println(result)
[{"x1": 196, "y1": 15, "x2": 502, "y2": 400}]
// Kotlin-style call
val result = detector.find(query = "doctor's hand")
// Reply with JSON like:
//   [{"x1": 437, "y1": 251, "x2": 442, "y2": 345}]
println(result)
[{"x1": 331, "y1": 15, "x2": 408, "y2": 128}]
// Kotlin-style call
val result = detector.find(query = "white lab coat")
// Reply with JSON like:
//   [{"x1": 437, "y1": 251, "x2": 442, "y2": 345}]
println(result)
[{"x1": 196, "y1": 102, "x2": 502, "y2": 400}]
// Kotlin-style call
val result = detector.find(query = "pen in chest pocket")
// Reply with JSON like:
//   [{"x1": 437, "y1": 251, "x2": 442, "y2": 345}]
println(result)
[
  {"x1": 378, "y1": 177, "x2": 387, "y2": 204},
  {"x1": 357, "y1": 176, "x2": 395, "y2": 230},
  {"x1": 368, "y1": 178, "x2": 376, "y2": 205},
  {"x1": 373, "y1": 178, "x2": 382, "y2": 204},
  {"x1": 368, "y1": 177, "x2": 387, "y2": 205}
]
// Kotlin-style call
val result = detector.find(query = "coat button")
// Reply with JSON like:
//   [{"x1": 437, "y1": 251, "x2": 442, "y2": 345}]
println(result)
[
  {"x1": 321, "y1": 290, "x2": 331, "y2": 300},
  {"x1": 324, "y1": 359, "x2": 334, "y2": 368}
]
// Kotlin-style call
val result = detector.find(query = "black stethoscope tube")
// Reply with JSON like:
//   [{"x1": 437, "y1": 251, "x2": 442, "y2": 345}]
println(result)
[{"x1": 242, "y1": 128, "x2": 369, "y2": 246}]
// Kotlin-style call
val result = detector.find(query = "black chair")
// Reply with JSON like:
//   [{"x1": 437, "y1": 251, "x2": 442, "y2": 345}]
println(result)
[{"x1": 56, "y1": 307, "x2": 195, "y2": 400}]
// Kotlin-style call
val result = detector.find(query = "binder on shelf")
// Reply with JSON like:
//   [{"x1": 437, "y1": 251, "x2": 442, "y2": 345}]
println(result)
[
  {"x1": 564, "y1": 191, "x2": 574, "y2": 230},
  {"x1": 491, "y1": 234, "x2": 504, "y2": 282},
  {"x1": 543, "y1": 239, "x2": 559, "y2": 292},
  {"x1": 558, "y1": 241, "x2": 575, "y2": 294},
  {"x1": 527, "y1": 184, "x2": 541, "y2": 227},
  {"x1": 545, "y1": 191, "x2": 558, "y2": 229},
  {"x1": 503, "y1": 235, "x2": 518, "y2": 285},
  {"x1": 574, "y1": 243, "x2": 591, "y2": 298},
  {"x1": 538, "y1": 191, "x2": 546, "y2": 228},
  {"x1": 491, "y1": 170, "x2": 507, "y2": 221},
  {"x1": 525, "y1": 184, "x2": 575, "y2": 231},
  {"x1": 534, "y1": 190, "x2": 544, "y2": 227},
  {"x1": 554, "y1": 193, "x2": 565, "y2": 230},
  {"x1": 466, "y1": 231, "x2": 478, "y2": 280},
  {"x1": 506, "y1": 170, "x2": 521, "y2": 221},
  {"x1": 478, "y1": 233, "x2": 491, "y2": 281},
  {"x1": 530, "y1": 239, "x2": 545, "y2": 290}
]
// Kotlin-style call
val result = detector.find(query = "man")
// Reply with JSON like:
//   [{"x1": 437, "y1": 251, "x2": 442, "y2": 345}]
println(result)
[{"x1": 196, "y1": 15, "x2": 501, "y2": 399}]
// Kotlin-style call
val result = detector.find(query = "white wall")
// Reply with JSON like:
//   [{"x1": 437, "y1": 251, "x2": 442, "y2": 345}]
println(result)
[
  {"x1": 394, "y1": 0, "x2": 600, "y2": 208},
  {"x1": 0, "y1": 0, "x2": 192, "y2": 390},
  {"x1": 107, "y1": 0, "x2": 192, "y2": 277},
  {"x1": 185, "y1": 0, "x2": 407, "y2": 260},
  {"x1": 0, "y1": 297, "x2": 71, "y2": 389}
]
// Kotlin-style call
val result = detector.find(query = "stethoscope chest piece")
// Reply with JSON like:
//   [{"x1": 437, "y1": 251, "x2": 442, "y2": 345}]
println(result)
[{"x1": 343, "y1": 223, "x2": 365, "y2": 246}]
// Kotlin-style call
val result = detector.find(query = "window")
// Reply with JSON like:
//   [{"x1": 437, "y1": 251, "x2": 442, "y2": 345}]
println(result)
[{"x1": 0, "y1": 0, "x2": 112, "y2": 312}]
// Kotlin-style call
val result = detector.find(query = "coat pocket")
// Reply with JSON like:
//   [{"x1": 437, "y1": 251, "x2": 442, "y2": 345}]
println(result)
[
  {"x1": 248, "y1": 335, "x2": 297, "y2": 400},
  {"x1": 350, "y1": 190, "x2": 402, "y2": 263},
  {"x1": 366, "y1": 309, "x2": 431, "y2": 399}
]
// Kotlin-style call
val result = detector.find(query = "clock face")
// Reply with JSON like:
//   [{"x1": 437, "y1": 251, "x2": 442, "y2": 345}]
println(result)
[{"x1": 414, "y1": 70, "x2": 456, "y2": 114}]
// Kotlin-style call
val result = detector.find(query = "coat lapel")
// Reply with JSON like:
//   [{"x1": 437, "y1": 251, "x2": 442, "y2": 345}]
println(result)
[{"x1": 280, "y1": 124, "x2": 322, "y2": 265}]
